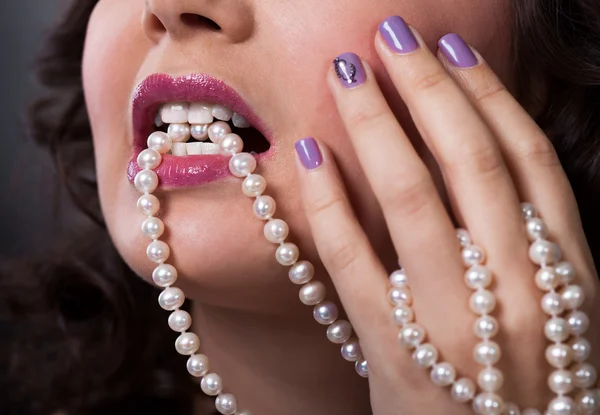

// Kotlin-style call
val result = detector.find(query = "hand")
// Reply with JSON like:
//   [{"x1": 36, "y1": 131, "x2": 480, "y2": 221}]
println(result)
[{"x1": 294, "y1": 16, "x2": 600, "y2": 415}]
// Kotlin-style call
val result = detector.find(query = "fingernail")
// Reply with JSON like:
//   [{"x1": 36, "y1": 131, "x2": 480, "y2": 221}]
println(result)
[
  {"x1": 438, "y1": 33, "x2": 478, "y2": 68},
  {"x1": 378, "y1": 16, "x2": 419, "y2": 54},
  {"x1": 333, "y1": 53, "x2": 366, "y2": 89},
  {"x1": 295, "y1": 137, "x2": 323, "y2": 170}
]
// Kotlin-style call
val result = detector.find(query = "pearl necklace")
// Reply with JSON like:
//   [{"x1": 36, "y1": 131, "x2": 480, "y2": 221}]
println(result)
[
  {"x1": 135, "y1": 125, "x2": 367, "y2": 415},
  {"x1": 134, "y1": 120, "x2": 600, "y2": 414}
]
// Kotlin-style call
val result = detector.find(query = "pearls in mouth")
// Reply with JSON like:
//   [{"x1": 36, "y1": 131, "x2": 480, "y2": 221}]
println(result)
[{"x1": 147, "y1": 131, "x2": 172, "y2": 154}]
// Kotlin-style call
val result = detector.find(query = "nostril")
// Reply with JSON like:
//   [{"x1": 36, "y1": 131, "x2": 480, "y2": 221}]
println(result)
[{"x1": 180, "y1": 14, "x2": 221, "y2": 31}]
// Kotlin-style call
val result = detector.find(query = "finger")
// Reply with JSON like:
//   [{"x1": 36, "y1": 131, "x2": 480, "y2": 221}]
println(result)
[
  {"x1": 375, "y1": 19, "x2": 530, "y2": 296},
  {"x1": 438, "y1": 43, "x2": 596, "y2": 286},
  {"x1": 293, "y1": 136, "x2": 395, "y2": 360},
  {"x1": 327, "y1": 53, "x2": 473, "y2": 361}
]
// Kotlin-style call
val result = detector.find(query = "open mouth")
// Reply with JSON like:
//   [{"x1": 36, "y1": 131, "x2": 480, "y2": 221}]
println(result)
[{"x1": 128, "y1": 74, "x2": 273, "y2": 188}]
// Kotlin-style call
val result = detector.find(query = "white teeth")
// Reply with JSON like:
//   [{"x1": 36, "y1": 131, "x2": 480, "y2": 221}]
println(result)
[
  {"x1": 232, "y1": 113, "x2": 250, "y2": 128},
  {"x1": 202, "y1": 143, "x2": 220, "y2": 155},
  {"x1": 168, "y1": 123, "x2": 191, "y2": 142},
  {"x1": 161, "y1": 102, "x2": 189, "y2": 124},
  {"x1": 154, "y1": 112, "x2": 164, "y2": 127},
  {"x1": 186, "y1": 142, "x2": 203, "y2": 155},
  {"x1": 190, "y1": 124, "x2": 209, "y2": 140},
  {"x1": 211, "y1": 104, "x2": 233, "y2": 122},
  {"x1": 171, "y1": 142, "x2": 187, "y2": 156},
  {"x1": 188, "y1": 102, "x2": 214, "y2": 124}
]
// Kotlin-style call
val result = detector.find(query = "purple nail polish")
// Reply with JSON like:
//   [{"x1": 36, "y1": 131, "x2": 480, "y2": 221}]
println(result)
[
  {"x1": 333, "y1": 53, "x2": 366, "y2": 89},
  {"x1": 438, "y1": 33, "x2": 478, "y2": 68},
  {"x1": 295, "y1": 137, "x2": 323, "y2": 170},
  {"x1": 378, "y1": 16, "x2": 419, "y2": 54}
]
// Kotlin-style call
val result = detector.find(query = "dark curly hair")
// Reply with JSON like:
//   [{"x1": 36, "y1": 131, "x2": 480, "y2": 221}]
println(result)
[{"x1": 2, "y1": 0, "x2": 600, "y2": 414}]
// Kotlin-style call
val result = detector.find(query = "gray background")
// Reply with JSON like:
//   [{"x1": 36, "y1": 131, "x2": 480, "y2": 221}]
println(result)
[{"x1": 0, "y1": 1, "x2": 67, "y2": 257}]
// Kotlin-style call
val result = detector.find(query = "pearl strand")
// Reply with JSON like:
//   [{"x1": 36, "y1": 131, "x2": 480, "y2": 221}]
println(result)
[
  {"x1": 522, "y1": 203, "x2": 600, "y2": 415},
  {"x1": 135, "y1": 133, "x2": 249, "y2": 415},
  {"x1": 457, "y1": 229, "x2": 506, "y2": 415},
  {"x1": 387, "y1": 269, "x2": 478, "y2": 405},
  {"x1": 227, "y1": 137, "x2": 368, "y2": 377}
]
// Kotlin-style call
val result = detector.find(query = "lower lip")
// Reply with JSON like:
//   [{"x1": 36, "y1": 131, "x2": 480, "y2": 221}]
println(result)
[{"x1": 128, "y1": 154, "x2": 234, "y2": 188}]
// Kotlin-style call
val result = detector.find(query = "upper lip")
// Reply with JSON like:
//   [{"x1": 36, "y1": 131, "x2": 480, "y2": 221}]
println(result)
[{"x1": 130, "y1": 73, "x2": 271, "y2": 152}]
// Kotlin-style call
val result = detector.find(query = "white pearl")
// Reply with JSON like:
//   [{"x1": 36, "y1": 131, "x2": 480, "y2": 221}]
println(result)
[
  {"x1": 253, "y1": 195, "x2": 276, "y2": 220},
  {"x1": 412, "y1": 343, "x2": 438, "y2": 368},
  {"x1": 469, "y1": 290, "x2": 497, "y2": 315},
  {"x1": 134, "y1": 169, "x2": 159, "y2": 193},
  {"x1": 201, "y1": 373, "x2": 223, "y2": 396},
  {"x1": 167, "y1": 123, "x2": 191, "y2": 142},
  {"x1": 146, "y1": 240, "x2": 170, "y2": 263},
  {"x1": 573, "y1": 363, "x2": 597, "y2": 388},
  {"x1": 561, "y1": 285, "x2": 585, "y2": 310},
  {"x1": 288, "y1": 261, "x2": 315, "y2": 284},
  {"x1": 478, "y1": 367, "x2": 504, "y2": 392},
  {"x1": 576, "y1": 389, "x2": 600, "y2": 414},
  {"x1": 215, "y1": 393, "x2": 238, "y2": 415},
  {"x1": 474, "y1": 341, "x2": 501, "y2": 365},
  {"x1": 529, "y1": 239, "x2": 561, "y2": 265},
  {"x1": 158, "y1": 287, "x2": 185, "y2": 310},
  {"x1": 398, "y1": 323, "x2": 426, "y2": 349},
  {"x1": 548, "y1": 369, "x2": 574, "y2": 394},
  {"x1": 392, "y1": 304, "x2": 414, "y2": 326},
  {"x1": 503, "y1": 402, "x2": 521, "y2": 415},
  {"x1": 541, "y1": 292, "x2": 565, "y2": 315},
  {"x1": 299, "y1": 281, "x2": 326, "y2": 305},
  {"x1": 473, "y1": 393, "x2": 505, "y2": 415},
  {"x1": 545, "y1": 318, "x2": 570, "y2": 342},
  {"x1": 137, "y1": 148, "x2": 162, "y2": 170},
  {"x1": 567, "y1": 310, "x2": 590, "y2": 336},
  {"x1": 175, "y1": 332, "x2": 200, "y2": 355},
  {"x1": 275, "y1": 242, "x2": 299, "y2": 266},
  {"x1": 326, "y1": 320, "x2": 352, "y2": 344},
  {"x1": 168, "y1": 310, "x2": 192, "y2": 332},
  {"x1": 526, "y1": 217, "x2": 548, "y2": 240},
  {"x1": 430, "y1": 362, "x2": 456, "y2": 386},
  {"x1": 457, "y1": 228, "x2": 472, "y2": 247},
  {"x1": 570, "y1": 337, "x2": 591, "y2": 362},
  {"x1": 147, "y1": 131, "x2": 172, "y2": 154},
  {"x1": 187, "y1": 354, "x2": 209, "y2": 377},
  {"x1": 152, "y1": 264, "x2": 178, "y2": 287},
  {"x1": 190, "y1": 124, "x2": 209, "y2": 140},
  {"x1": 229, "y1": 152, "x2": 257, "y2": 177},
  {"x1": 137, "y1": 194, "x2": 160, "y2": 216},
  {"x1": 313, "y1": 301, "x2": 339, "y2": 325},
  {"x1": 462, "y1": 245, "x2": 486, "y2": 266},
  {"x1": 521, "y1": 203, "x2": 537, "y2": 220},
  {"x1": 547, "y1": 396, "x2": 575, "y2": 415},
  {"x1": 535, "y1": 267, "x2": 559, "y2": 291},
  {"x1": 555, "y1": 262, "x2": 576, "y2": 285},
  {"x1": 264, "y1": 219, "x2": 289, "y2": 244},
  {"x1": 465, "y1": 265, "x2": 493, "y2": 289},
  {"x1": 141, "y1": 217, "x2": 164, "y2": 239},
  {"x1": 242, "y1": 174, "x2": 267, "y2": 197},
  {"x1": 389, "y1": 269, "x2": 408, "y2": 287},
  {"x1": 219, "y1": 133, "x2": 244, "y2": 155},
  {"x1": 341, "y1": 338, "x2": 361, "y2": 362},
  {"x1": 474, "y1": 315, "x2": 499, "y2": 339},
  {"x1": 545, "y1": 344, "x2": 573, "y2": 369},
  {"x1": 355, "y1": 358, "x2": 369, "y2": 378},
  {"x1": 388, "y1": 287, "x2": 413, "y2": 306},
  {"x1": 208, "y1": 121, "x2": 232, "y2": 143},
  {"x1": 452, "y1": 378, "x2": 476, "y2": 403}
]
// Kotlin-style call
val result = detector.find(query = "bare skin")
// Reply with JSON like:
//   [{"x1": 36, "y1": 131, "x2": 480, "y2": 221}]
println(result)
[{"x1": 82, "y1": 0, "x2": 599, "y2": 414}]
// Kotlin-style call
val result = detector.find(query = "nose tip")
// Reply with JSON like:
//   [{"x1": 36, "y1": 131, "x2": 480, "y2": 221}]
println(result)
[{"x1": 143, "y1": 0, "x2": 254, "y2": 43}]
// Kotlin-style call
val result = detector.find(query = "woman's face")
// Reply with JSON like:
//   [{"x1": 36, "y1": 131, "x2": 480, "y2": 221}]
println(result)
[{"x1": 83, "y1": 0, "x2": 512, "y2": 310}]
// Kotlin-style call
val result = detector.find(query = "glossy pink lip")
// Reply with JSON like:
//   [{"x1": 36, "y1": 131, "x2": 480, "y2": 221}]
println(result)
[{"x1": 128, "y1": 73, "x2": 272, "y2": 188}]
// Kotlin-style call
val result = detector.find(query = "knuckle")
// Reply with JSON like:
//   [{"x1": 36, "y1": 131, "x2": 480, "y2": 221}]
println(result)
[
  {"x1": 323, "y1": 239, "x2": 360, "y2": 274},
  {"x1": 380, "y1": 171, "x2": 434, "y2": 219},
  {"x1": 513, "y1": 135, "x2": 561, "y2": 168},
  {"x1": 346, "y1": 105, "x2": 389, "y2": 132},
  {"x1": 444, "y1": 141, "x2": 504, "y2": 178},
  {"x1": 412, "y1": 69, "x2": 450, "y2": 93},
  {"x1": 306, "y1": 190, "x2": 345, "y2": 218},
  {"x1": 471, "y1": 81, "x2": 507, "y2": 103}
]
